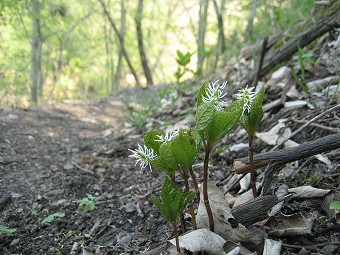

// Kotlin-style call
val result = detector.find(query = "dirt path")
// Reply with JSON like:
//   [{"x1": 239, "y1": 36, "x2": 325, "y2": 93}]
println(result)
[{"x1": 0, "y1": 98, "x2": 168, "y2": 254}]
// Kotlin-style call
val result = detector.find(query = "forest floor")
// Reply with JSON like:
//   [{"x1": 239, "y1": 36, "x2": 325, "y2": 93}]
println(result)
[
  {"x1": 0, "y1": 85, "x2": 339, "y2": 255},
  {"x1": 0, "y1": 30, "x2": 340, "y2": 254}
]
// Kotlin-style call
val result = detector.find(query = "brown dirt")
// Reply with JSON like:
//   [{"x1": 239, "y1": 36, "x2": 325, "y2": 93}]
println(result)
[{"x1": 0, "y1": 98, "x2": 169, "y2": 254}]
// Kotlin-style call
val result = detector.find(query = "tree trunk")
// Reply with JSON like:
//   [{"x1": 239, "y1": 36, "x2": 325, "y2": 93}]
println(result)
[
  {"x1": 244, "y1": 0, "x2": 258, "y2": 43},
  {"x1": 197, "y1": 0, "x2": 209, "y2": 75},
  {"x1": 98, "y1": 0, "x2": 141, "y2": 87},
  {"x1": 135, "y1": 0, "x2": 153, "y2": 86},
  {"x1": 114, "y1": 0, "x2": 126, "y2": 93},
  {"x1": 30, "y1": 0, "x2": 43, "y2": 105},
  {"x1": 212, "y1": 0, "x2": 226, "y2": 70},
  {"x1": 213, "y1": 0, "x2": 226, "y2": 54}
]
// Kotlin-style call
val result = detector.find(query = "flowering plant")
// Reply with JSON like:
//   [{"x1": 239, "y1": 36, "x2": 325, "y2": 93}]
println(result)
[{"x1": 128, "y1": 79, "x2": 264, "y2": 252}]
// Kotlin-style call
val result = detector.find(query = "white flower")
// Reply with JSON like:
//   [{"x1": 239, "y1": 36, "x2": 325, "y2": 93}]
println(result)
[
  {"x1": 202, "y1": 79, "x2": 228, "y2": 111},
  {"x1": 235, "y1": 86, "x2": 256, "y2": 115},
  {"x1": 128, "y1": 144, "x2": 156, "y2": 170},
  {"x1": 155, "y1": 130, "x2": 179, "y2": 143}
]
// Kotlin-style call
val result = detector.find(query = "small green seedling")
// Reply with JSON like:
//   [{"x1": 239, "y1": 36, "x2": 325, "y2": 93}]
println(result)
[
  {"x1": 153, "y1": 177, "x2": 195, "y2": 253},
  {"x1": 0, "y1": 225, "x2": 16, "y2": 234},
  {"x1": 236, "y1": 86, "x2": 265, "y2": 198},
  {"x1": 175, "y1": 50, "x2": 194, "y2": 83},
  {"x1": 128, "y1": 79, "x2": 266, "y2": 250},
  {"x1": 330, "y1": 201, "x2": 340, "y2": 210},
  {"x1": 78, "y1": 194, "x2": 96, "y2": 211},
  {"x1": 42, "y1": 212, "x2": 65, "y2": 223}
]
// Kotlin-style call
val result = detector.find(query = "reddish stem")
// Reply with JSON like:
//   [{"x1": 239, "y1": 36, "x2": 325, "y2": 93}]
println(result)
[
  {"x1": 203, "y1": 147, "x2": 214, "y2": 232},
  {"x1": 248, "y1": 135, "x2": 257, "y2": 197},
  {"x1": 173, "y1": 223, "x2": 181, "y2": 253},
  {"x1": 189, "y1": 166, "x2": 200, "y2": 205},
  {"x1": 183, "y1": 174, "x2": 197, "y2": 229}
]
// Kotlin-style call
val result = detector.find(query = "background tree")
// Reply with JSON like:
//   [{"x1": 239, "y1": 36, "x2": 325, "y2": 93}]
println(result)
[
  {"x1": 197, "y1": 0, "x2": 209, "y2": 75},
  {"x1": 98, "y1": 0, "x2": 141, "y2": 87},
  {"x1": 30, "y1": 0, "x2": 43, "y2": 104},
  {"x1": 212, "y1": 0, "x2": 226, "y2": 69},
  {"x1": 135, "y1": 0, "x2": 153, "y2": 86},
  {"x1": 244, "y1": 0, "x2": 258, "y2": 42},
  {"x1": 113, "y1": 0, "x2": 126, "y2": 93},
  {"x1": 0, "y1": 0, "x2": 315, "y2": 107}
]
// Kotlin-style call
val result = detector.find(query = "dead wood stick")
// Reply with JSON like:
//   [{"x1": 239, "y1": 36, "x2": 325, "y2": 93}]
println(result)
[
  {"x1": 252, "y1": 36, "x2": 268, "y2": 87},
  {"x1": 272, "y1": 104, "x2": 340, "y2": 151},
  {"x1": 234, "y1": 134, "x2": 340, "y2": 174},
  {"x1": 231, "y1": 195, "x2": 283, "y2": 226},
  {"x1": 240, "y1": 11, "x2": 339, "y2": 86}
]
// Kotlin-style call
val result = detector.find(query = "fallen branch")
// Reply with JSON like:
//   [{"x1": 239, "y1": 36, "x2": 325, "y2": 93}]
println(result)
[
  {"x1": 231, "y1": 195, "x2": 283, "y2": 226},
  {"x1": 234, "y1": 134, "x2": 340, "y2": 174},
  {"x1": 240, "y1": 4, "x2": 339, "y2": 86}
]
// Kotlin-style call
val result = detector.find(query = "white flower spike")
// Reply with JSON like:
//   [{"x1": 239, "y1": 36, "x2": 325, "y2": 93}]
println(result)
[
  {"x1": 128, "y1": 144, "x2": 156, "y2": 170},
  {"x1": 235, "y1": 86, "x2": 256, "y2": 115},
  {"x1": 154, "y1": 130, "x2": 179, "y2": 143},
  {"x1": 202, "y1": 79, "x2": 228, "y2": 111}
]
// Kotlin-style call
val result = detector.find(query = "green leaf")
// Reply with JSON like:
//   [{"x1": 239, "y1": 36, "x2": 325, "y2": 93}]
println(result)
[
  {"x1": 196, "y1": 82, "x2": 208, "y2": 107},
  {"x1": 196, "y1": 82, "x2": 243, "y2": 144},
  {"x1": 176, "y1": 50, "x2": 192, "y2": 66},
  {"x1": 196, "y1": 102, "x2": 215, "y2": 137},
  {"x1": 330, "y1": 201, "x2": 340, "y2": 210},
  {"x1": 42, "y1": 212, "x2": 65, "y2": 223},
  {"x1": 153, "y1": 177, "x2": 195, "y2": 225},
  {"x1": 239, "y1": 87, "x2": 265, "y2": 136},
  {"x1": 207, "y1": 100, "x2": 243, "y2": 143},
  {"x1": 0, "y1": 225, "x2": 16, "y2": 234},
  {"x1": 170, "y1": 130, "x2": 201, "y2": 173},
  {"x1": 144, "y1": 130, "x2": 162, "y2": 155}
]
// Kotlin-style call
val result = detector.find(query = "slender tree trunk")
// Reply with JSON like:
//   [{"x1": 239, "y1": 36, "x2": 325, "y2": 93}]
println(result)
[
  {"x1": 114, "y1": 0, "x2": 126, "y2": 93},
  {"x1": 30, "y1": 0, "x2": 43, "y2": 105},
  {"x1": 212, "y1": 0, "x2": 226, "y2": 69},
  {"x1": 98, "y1": 0, "x2": 141, "y2": 87},
  {"x1": 244, "y1": 0, "x2": 258, "y2": 42},
  {"x1": 213, "y1": 0, "x2": 226, "y2": 54},
  {"x1": 135, "y1": 0, "x2": 153, "y2": 86},
  {"x1": 104, "y1": 14, "x2": 113, "y2": 95},
  {"x1": 197, "y1": 0, "x2": 209, "y2": 75}
]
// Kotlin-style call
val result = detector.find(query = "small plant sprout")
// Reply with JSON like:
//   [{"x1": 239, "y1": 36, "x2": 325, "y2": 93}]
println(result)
[
  {"x1": 201, "y1": 79, "x2": 228, "y2": 111},
  {"x1": 128, "y1": 144, "x2": 156, "y2": 170},
  {"x1": 235, "y1": 85, "x2": 256, "y2": 115},
  {"x1": 153, "y1": 177, "x2": 195, "y2": 253},
  {"x1": 128, "y1": 79, "x2": 265, "y2": 248},
  {"x1": 330, "y1": 201, "x2": 340, "y2": 210},
  {"x1": 78, "y1": 194, "x2": 96, "y2": 211},
  {"x1": 154, "y1": 129, "x2": 179, "y2": 143},
  {"x1": 42, "y1": 212, "x2": 65, "y2": 223},
  {"x1": 0, "y1": 225, "x2": 16, "y2": 234},
  {"x1": 196, "y1": 79, "x2": 243, "y2": 231},
  {"x1": 237, "y1": 86, "x2": 265, "y2": 198},
  {"x1": 145, "y1": 129, "x2": 200, "y2": 230}
]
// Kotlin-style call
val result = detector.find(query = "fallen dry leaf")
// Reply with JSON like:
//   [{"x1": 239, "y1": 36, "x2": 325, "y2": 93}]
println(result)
[
  {"x1": 288, "y1": 186, "x2": 331, "y2": 198},
  {"x1": 169, "y1": 229, "x2": 227, "y2": 255},
  {"x1": 263, "y1": 238, "x2": 282, "y2": 255},
  {"x1": 265, "y1": 212, "x2": 314, "y2": 236},
  {"x1": 196, "y1": 182, "x2": 263, "y2": 246}
]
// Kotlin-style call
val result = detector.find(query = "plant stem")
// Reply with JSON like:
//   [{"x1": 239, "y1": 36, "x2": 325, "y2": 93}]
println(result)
[
  {"x1": 203, "y1": 147, "x2": 214, "y2": 232},
  {"x1": 172, "y1": 173, "x2": 186, "y2": 233},
  {"x1": 248, "y1": 134, "x2": 257, "y2": 197},
  {"x1": 189, "y1": 166, "x2": 200, "y2": 205},
  {"x1": 180, "y1": 214, "x2": 187, "y2": 233},
  {"x1": 173, "y1": 223, "x2": 181, "y2": 253},
  {"x1": 183, "y1": 174, "x2": 197, "y2": 230}
]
